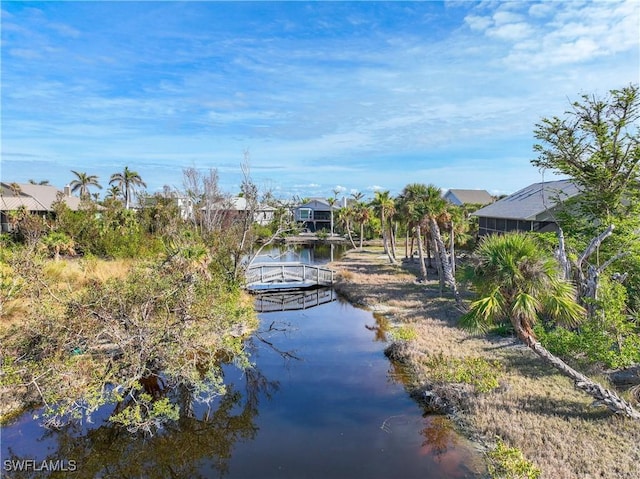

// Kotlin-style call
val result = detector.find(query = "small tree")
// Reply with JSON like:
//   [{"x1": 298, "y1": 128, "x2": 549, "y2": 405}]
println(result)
[
  {"x1": 41, "y1": 232, "x2": 75, "y2": 260},
  {"x1": 462, "y1": 233, "x2": 640, "y2": 419},
  {"x1": 533, "y1": 84, "x2": 640, "y2": 320}
]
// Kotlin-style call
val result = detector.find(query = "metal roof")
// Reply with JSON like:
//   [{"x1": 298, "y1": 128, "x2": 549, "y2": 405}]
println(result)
[
  {"x1": 0, "y1": 183, "x2": 81, "y2": 211},
  {"x1": 444, "y1": 189, "x2": 494, "y2": 206},
  {"x1": 471, "y1": 179, "x2": 581, "y2": 220}
]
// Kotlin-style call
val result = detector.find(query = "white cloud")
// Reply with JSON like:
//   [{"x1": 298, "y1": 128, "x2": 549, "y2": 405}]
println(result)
[
  {"x1": 464, "y1": 14, "x2": 492, "y2": 31},
  {"x1": 486, "y1": 22, "x2": 533, "y2": 40}
]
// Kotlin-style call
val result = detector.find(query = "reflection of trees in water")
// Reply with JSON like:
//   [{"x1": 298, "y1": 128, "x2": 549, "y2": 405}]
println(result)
[
  {"x1": 365, "y1": 313, "x2": 390, "y2": 342},
  {"x1": 420, "y1": 415, "x2": 458, "y2": 459},
  {"x1": 5, "y1": 368, "x2": 278, "y2": 479}
]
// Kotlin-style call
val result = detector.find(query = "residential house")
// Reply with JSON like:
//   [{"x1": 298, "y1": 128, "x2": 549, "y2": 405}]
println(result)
[
  {"x1": 0, "y1": 182, "x2": 81, "y2": 232},
  {"x1": 293, "y1": 198, "x2": 340, "y2": 233},
  {"x1": 207, "y1": 196, "x2": 277, "y2": 226},
  {"x1": 443, "y1": 189, "x2": 494, "y2": 207},
  {"x1": 143, "y1": 194, "x2": 194, "y2": 221},
  {"x1": 471, "y1": 179, "x2": 580, "y2": 236}
]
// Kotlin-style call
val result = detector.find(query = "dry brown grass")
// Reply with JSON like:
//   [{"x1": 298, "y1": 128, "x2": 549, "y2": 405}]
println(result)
[
  {"x1": 1, "y1": 258, "x2": 134, "y2": 329},
  {"x1": 330, "y1": 248, "x2": 640, "y2": 479}
]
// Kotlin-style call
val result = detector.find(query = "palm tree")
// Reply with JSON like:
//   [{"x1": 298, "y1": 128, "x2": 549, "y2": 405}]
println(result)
[
  {"x1": 462, "y1": 232, "x2": 640, "y2": 419},
  {"x1": 423, "y1": 185, "x2": 458, "y2": 300},
  {"x1": 444, "y1": 205, "x2": 472, "y2": 277},
  {"x1": 371, "y1": 190, "x2": 396, "y2": 264},
  {"x1": 352, "y1": 202, "x2": 371, "y2": 250},
  {"x1": 398, "y1": 183, "x2": 430, "y2": 279},
  {"x1": 336, "y1": 206, "x2": 357, "y2": 249},
  {"x1": 69, "y1": 171, "x2": 102, "y2": 199},
  {"x1": 7, "y1": 182, "x2": 22, "y2": 196},
  {"x1": 105, "y1": 185, "x2": 122, "y2": 200},
  {"x1": 109, "y1": 166, "x2": 147, "y2": 209},
  {"x1": 28, "y1": 179, "x2": 50, "y2": 185},
  {"x1": 327, "y1": 197, "x2": 337, "y2": 237},
  {"x1": 41, "y1": 232, "x2": 75, "y2": 261}
]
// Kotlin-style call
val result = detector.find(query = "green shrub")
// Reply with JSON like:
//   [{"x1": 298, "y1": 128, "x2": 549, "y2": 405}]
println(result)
[
  {"x1": 487, "y1": 438, "x2": 541, "y2": 479},
  {"x1": 389, "y1": 325, "x2": 418, "y2": 341},
  {"x1": 421, "y1": 353, "x2": 503, "y2": 393}
]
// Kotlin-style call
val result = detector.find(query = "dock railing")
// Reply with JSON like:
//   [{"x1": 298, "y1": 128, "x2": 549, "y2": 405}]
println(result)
[{"x1": 245, "y1": 262, "x2": 335, "y2": 289}]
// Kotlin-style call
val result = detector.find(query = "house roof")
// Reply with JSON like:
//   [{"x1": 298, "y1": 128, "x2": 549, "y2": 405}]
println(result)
[
  {"x1": 296, "y1": 199, "x2": 340, "y2": 210},
  {"x1": 471, "y1": 179, "x2": 580, "y2": 221},
  {"x1": 444, "y1": 189, "x2": 493, "y2": 206},
  {"x1": 0, "y1": 182, "x2": 81, "y2": 211}
]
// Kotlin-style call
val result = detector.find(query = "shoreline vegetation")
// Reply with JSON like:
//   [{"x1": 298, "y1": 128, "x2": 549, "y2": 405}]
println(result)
[{"x1": 330, "y1": 247, "x2": 640, "y2": 479}]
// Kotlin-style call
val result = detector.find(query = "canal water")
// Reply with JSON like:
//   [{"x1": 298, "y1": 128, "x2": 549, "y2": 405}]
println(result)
[{"x1": 1, "y1": 245, "x2": 482, "y2": 478}]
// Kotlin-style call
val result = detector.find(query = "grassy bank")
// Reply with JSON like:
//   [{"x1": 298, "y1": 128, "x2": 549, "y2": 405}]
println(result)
[{"x1": 330, "y1": 248, "x2": 640, "y2": 479}]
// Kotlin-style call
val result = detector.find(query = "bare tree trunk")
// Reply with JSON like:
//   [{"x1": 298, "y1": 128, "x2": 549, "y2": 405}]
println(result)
[
  {"x1": 359, "y1": 222, "x2": 364, "y2": 250},
  {"x1": 389, "y1": 220, "x2": 398, "y2": 261},
  {"x1": 381, "y1": 212, "x2": 396, "y2": 264},
  {"x1": 528, "y1": 340, "x2": 640, "y2": 420},
  {"x1": 405, "y1": 230, "x2": 410, "y2": 259},
  {"x1": 426, "y1": 234, "x2": 432, "y2": 269},
  {"x1": 555, "y1": 227, "x2": 571, "y2": 281},
  {"x1": 556, "y1": 225, "x2": 630, "y2": 318},
  {"x1": 416, "y1": 225, "x2": 427, "y2": 280},
  {"x1": 431, "y1": 236, "x2": 444, "y2": 295},
  {"x1": 428, "y1": 218, "x2": 459, "y2": 303},
  {"x1": 449, "y1": 222, "x2": 456, "y2": 277},
  {"x1": 346, "y1": 220, "x2": 357, "y2": 250}
]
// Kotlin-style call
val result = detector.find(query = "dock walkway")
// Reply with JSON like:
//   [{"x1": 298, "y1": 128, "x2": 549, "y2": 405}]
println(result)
[{"x1": 245, "y1": 262, "x2": 335, "y2": 291}]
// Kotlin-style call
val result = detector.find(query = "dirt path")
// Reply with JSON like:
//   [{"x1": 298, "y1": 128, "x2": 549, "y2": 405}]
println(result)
[{"x1": 330, "y1": 248, "x2": 640, "y2": 479}]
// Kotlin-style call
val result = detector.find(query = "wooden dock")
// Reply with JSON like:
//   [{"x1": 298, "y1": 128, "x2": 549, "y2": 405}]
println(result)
[{"x1": 245, "y1": 262, "x2": 335, "y2": 291}]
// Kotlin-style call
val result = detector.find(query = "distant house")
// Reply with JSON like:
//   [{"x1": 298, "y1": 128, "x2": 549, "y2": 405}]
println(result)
[
  {"x1": 471, "y1": 179, "x2": 581, "y2": 236},
  {"x1": 443, "y1": 189, "x2": 494, "y2": 207},
  {"x1": 207, "y1": 196, "x2": 276, "y2": 226},
  {"x1": 0, "y1": 182, "x2": 81, "y2": 232},
  {"x1": 293, "y1": 198, "x2": 340, "y2": 232},
  {"x1": 144, "y1": 194, "x2": 194, "y2": 220}
]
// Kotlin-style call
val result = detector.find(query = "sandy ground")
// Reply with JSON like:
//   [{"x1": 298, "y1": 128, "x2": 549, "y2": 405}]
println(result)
[{"x1": 330, "y1": 248, "x2": 640, "y2": 479}]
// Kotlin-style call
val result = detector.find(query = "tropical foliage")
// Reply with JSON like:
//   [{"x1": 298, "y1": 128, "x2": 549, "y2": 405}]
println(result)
[{"x1": 462, "y1": 232, "x2": 639, "y2": 418}]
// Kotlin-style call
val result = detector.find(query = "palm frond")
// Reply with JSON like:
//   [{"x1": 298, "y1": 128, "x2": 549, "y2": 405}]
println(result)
[
  {"x1": 511, "y1": 292, "x2": 541, "y2": 325},
  {"x1": 460, "y1": 290, "x2": 505, "y2": 332}
]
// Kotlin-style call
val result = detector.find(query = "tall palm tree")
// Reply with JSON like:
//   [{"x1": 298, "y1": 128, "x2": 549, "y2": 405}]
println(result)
[
  {"x1": 371, "y1": 190, "x2": 396, "y2": 264},
  {"x1": 398, "y1": 183, "x2": 430, "y2": 279},
  {"x1": 423, "y1": 185, "x2": 458, "y2": 300},
  {"x1": 352, "y1": 202, "x2": 371, "y2": 250},
  {"x1": 69, "y1": 171, "x2": 102, "y2": 199},
  {"x1": 327, "y1": 197, "x2": 337, "y2": 237},
  {"x1": 336, "y1": 206, "x2": 357, "y2": 249},
  {"x1": 109, "y1": 166, "x2": 147, "y2": 209},
  {"x1": 462, "y1": 232, "x2": 640, "y2": 419}
]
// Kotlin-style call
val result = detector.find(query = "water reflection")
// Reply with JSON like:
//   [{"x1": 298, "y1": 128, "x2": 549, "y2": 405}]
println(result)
[
  {"x1": 365, "y1": 313, "x2": 390, "y2": 342},
  {"x1": 3, "y1": 369, "x2": 277, "y2": 479},
  {"x1": 253, "y1": 287, "x2": 337, "y2": 312},
  {"x1": 2, "y1": 282, "x2": 482, "y2": 479}
]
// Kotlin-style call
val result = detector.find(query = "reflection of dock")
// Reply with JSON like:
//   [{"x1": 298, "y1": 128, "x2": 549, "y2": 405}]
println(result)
[
  {"x1": 245, "y1": 262, "x2": 335, "y2": 291},
  {"x1": 253, "y1": 287, "x2": 337, "y2": 312}
]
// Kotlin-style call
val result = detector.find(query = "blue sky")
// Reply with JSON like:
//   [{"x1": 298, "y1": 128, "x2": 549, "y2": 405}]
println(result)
[{"x1": 2, "y1": 1, "x2": 639, "y2": 201}]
